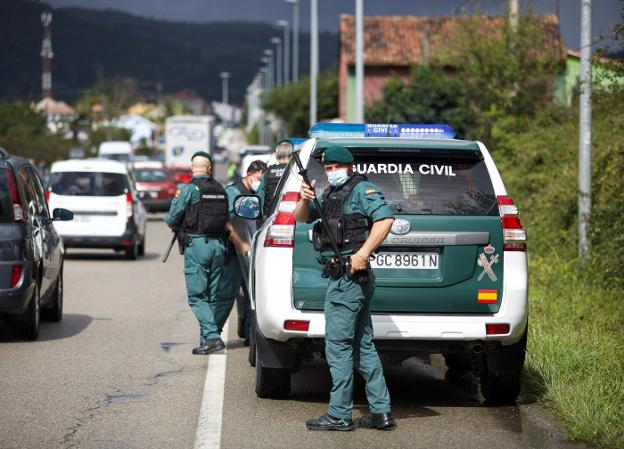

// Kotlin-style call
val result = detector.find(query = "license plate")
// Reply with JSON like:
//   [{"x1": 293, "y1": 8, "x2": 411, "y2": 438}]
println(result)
[
  {"x1": 149, "y1": 191, "x2": 158, "y2": 199},
  {"x1": 371, "y1": 252, "x2": 439, "y2": 269}
]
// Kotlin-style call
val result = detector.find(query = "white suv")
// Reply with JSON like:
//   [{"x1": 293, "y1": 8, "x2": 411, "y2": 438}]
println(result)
[
  {"x1": 47, "y1": 159, "x2": 147, "y2": 259},
  {"x1": 246, "y1": 124, "x2": 528, "y2": 404}
]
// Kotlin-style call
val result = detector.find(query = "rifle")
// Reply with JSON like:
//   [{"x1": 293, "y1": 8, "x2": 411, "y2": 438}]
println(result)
[
  {"x1": 161, "y1": 229, "x2": 187, "y2": 263},
  {"x1": 292, "y1": 151, "x2": 369, "y2": 283}
]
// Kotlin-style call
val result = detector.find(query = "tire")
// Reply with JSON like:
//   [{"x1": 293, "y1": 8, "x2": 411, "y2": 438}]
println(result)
[
  {"x1": 42, "y1": 265, "x2": 63, "y2": 322},
  {"x1": 248, "y1": 313, "x2": 257, "y2": 367},
  {"x1": 13, "y1": 284, "x2": 40, "y2": 340},
  {"x1": 255, "y1": 347, "x2": 291, "y2": 399},
  {"x1": 138, "y1": 235, "x2": 145, "y2": 256},
  {"x1": 125, "y1": 236, "x2": 138, "y2": 260},
  {"x1": 236, "y1": 295, "x2": 245, "y2": 338}
]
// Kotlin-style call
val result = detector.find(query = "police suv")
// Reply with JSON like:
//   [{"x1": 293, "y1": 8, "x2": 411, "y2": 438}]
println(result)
[{"x1": 246, "y1": 124, "x2": 528, "y2": 404}]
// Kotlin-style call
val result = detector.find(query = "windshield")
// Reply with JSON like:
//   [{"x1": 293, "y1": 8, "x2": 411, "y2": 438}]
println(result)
[
  {"x1": 308, "y1": 149, "x2": 498, "y2": 216},
  {"x1": 132, "y1": 169, "x2": 169, "y2": 183},
  {"x1": 100, "y1": 153, "x2": 130, "y2": 163},
  {"x1": 49, "y1": 171, "x2": 129, "y2": 197}
]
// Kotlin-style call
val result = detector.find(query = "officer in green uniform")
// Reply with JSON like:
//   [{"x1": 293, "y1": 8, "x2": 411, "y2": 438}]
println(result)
[
  {"x1": 165, "y1": 151, "x2": 236, "y2": 355},
  {"x1": 256, "y1": 139, "x2": 294, "y2": 220},
  {"x1": 294, "y1": 145, "x2": 396, "y2": 431},
  {"x1": 214, "y1": 160, "x2": 266, "y2": 341}
]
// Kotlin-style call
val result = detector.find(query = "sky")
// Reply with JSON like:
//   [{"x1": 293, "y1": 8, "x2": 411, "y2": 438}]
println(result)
[{"x1": 45, "y1": 0, "x2": 623, "y2": 51}]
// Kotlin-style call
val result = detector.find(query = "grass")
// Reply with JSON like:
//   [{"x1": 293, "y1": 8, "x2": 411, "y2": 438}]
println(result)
[{"x1": 522, "y1": 251, "x2": 624, "y2": 448}]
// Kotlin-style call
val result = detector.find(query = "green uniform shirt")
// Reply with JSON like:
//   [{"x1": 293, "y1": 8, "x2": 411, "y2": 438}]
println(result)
[{"x1": 164, "y1": 174, "x2": 218, "y2": 235}]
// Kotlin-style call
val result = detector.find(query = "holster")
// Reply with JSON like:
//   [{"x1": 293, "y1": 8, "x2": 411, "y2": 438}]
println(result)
[{"x1": 176, "y1": 231, "x2": 191, "y2": 255}]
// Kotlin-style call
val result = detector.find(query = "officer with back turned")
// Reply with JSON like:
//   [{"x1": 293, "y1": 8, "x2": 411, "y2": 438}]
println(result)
[
  {"x1": 294, "y1": 145, "x2": 396, "y2": 431},
  {"x1": 257, "y1": 139, "x2": 294, "y2": 219},
  {"x1": 164, "y1": 151, "x2": 247, "y2": 355}
]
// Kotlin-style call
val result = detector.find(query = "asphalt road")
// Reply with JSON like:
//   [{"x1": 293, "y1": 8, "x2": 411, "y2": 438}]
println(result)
[{"x1": 0, "y1": 214, "x2": 589, "y2": 449}]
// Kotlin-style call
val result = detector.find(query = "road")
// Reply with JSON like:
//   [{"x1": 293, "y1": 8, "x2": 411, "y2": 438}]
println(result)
[{"x1": 0, "y1": 216, "x2": 588, "y2": 449}]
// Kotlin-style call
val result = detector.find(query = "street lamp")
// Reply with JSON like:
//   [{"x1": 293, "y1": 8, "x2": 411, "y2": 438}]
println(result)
[
  {"x1": 310, "y1": 0, "x2": 318, "y2": 126},
  {"x1": 277, "y1": 20, "x2": 290, "y2": 84},
  {"x1": 220, "y1": 71, "x2": 230, "y2": 105},
  {"x1": 355, "y1": 0, "x2": 364, "y2": 122},
  {"x1": 271, "y1": 37, "x2": 282, "y2": 87},
  {"x1": 263, "y1": 49, "x2": 274, "y2": 90},
  {"x1": 285, "y1": 0, "x2": 299, "y2": 83}
]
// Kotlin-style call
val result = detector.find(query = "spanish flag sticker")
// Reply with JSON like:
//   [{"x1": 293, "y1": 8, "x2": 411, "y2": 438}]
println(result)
[
  {"x1": 478, "y1": 289, "x2": 498, "y2": 304},
  {"x1": 366, "y1": 188, "x2": 377, "y2": 195}
]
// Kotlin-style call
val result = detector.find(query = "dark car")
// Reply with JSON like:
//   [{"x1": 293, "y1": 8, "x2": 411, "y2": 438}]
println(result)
[{"x1": 0, "y1": 148, "x2": 73, "y2": 340}]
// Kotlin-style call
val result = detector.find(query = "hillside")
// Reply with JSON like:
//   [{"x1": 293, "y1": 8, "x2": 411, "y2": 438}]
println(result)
[{"x1": 0, "y1": 0, "x2": 338, "y2": 104}]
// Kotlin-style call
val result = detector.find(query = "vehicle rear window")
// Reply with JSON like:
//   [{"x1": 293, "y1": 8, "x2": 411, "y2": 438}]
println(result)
[
  {"x1": 0, "y1": 168, "x2": 11, "y2": 223},
  {"x1": 49, "y1": 172, "x2": 128, "y2": 197},
  {"x1": 132, "y1": 169, "x2": 168, "y2": 183},
  {"x1": 309, "y1": 149, "x2": 498, "y2": 216}
]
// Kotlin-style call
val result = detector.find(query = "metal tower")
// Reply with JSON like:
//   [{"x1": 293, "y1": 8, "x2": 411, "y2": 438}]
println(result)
[{"x1": 41, "y1": 12, "x2": 53, "y2": 99}]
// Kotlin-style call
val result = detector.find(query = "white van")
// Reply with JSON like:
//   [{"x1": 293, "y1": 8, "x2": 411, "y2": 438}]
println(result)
[
  {"x1": 47, "y1": 159, "x2": 147, "y2": 259},
  {"x1": 98, "y1": 141, "x2": 133, "y2": 164}
]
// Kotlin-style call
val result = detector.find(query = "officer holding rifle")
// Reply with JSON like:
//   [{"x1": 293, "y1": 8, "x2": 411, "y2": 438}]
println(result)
[
  {"x1": 294, "y1": 145, "x2": 396, "y2": 431},
  {"x1": 164, "y1": 151, "x2": 246, "y2": 355}
]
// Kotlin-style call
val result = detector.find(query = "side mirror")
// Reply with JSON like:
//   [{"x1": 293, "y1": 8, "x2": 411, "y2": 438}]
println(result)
[
  {"x1": 52, "y1": 208, "x2": 74, "y2": 221},
  {"x1": 233, "y1": 195, "x2": 261, "y2": 220}
]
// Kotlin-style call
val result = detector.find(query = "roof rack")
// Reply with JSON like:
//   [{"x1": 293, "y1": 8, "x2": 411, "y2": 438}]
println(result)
[{"x1": 0, "y1": 147, "x2": 9, "y2": 159}]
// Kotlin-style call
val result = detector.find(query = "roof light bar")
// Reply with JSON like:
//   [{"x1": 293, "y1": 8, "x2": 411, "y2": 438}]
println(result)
[{"x1": 308, "y1": 123, "x2": 456, "y2": 139}]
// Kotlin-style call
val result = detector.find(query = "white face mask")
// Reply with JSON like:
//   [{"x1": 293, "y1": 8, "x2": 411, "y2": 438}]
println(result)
[{"x1": 251, "y1": 179, "x2": 261, "y2": 192}]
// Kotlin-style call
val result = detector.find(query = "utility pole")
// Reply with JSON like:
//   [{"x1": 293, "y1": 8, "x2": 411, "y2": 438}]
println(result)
[
  {"x1": 277, "y1": 20, "x2": 290, "y2": 84},
  {"x1": 271, "y1": 37, "x2": 283, "y2": 87},
  {"x1": 310, "y1": 0, "x2": 318, "y2": 127},
  {"x1": 286, "y1": 0, "x2": 299, "y2": 83},
  {"x1": 40, "y1": 12, "x2": 53, "y2": 99},
  {"x1": 355, "y1": 0, "x2": 364, "y2": 123},
  {"x1": 579, "y1": 0, "x2": 592, "y2": 261},
  {"x1": 220, "y1": 71, "x2": 230, "y2": 105},
  {"x1": 509, "y1": 0, "x2": 519, "y2": 30}
]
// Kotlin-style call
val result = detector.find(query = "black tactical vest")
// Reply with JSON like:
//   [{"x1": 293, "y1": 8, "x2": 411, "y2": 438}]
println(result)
[
  {"x1": 182, "y1": 177, "x2": 228, "y2": 237},
  {"x1": 262, "y1": 163, "x2": 287, "y2": 217},
  {"x1": 312, "y1": 174, "x2": 370, "y2": 253}
]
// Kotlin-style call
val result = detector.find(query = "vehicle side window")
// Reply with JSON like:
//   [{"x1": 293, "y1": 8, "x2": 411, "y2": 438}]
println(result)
[
  {"x1": 17, "y1": 166, "x2": 37, "y2": 218},
  {"x1": 26, "y1": 166, "x2": 51, "y2": 218}
]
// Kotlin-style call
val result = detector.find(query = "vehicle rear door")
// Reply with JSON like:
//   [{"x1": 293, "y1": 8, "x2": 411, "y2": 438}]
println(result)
[{"x1": 292, "y1": 144, "x2": 504, "y2": 314}]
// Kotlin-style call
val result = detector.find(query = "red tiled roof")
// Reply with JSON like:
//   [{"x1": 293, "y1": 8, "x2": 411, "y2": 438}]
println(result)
[{"x1": 340, "y1": 14, "x2": 565, "y2": 66}]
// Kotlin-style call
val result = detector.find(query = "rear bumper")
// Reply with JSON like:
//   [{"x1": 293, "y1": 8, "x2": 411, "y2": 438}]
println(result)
[
  {"x1": 0, "y1": 262, "x2": 36, "y2": 314},
  {"x1": 140, "y1": 198, "x2": 171, "y2": 212},
  {"x1": 61, "y1": 220, "x2": 138, "y2": 249}
]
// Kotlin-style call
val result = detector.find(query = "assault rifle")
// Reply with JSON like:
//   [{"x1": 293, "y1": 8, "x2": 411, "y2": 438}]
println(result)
[{"x1": 292, "y1": 151, "x2": 369, "y2": 283}]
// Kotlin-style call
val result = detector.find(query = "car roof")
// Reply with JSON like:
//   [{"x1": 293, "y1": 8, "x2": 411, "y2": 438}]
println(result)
[
  {"x1": 314, "y1": 137, "x2": 480, "y2": 153},
  {"x1": 50, "y1": 158, "x2": 129, "y2": 174}
]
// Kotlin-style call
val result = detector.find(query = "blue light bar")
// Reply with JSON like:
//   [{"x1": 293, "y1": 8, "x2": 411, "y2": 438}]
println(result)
[
  {"x1": 308, "y1": 123, "x2": 456, "y2": 139},
  {"x1": 287, "y1": 137, "x2": 307, "y2": 147}
]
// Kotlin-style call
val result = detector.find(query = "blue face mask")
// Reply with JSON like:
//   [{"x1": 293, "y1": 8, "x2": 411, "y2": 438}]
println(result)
[{"x1": 326, "y1": 169, "x2": 349, "y2": 187}]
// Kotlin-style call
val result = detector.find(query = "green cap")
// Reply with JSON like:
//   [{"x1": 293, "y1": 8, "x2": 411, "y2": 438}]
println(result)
[
  {"x1": 191, "y1": 151, "x2": 212, "y2": 163},
  {"x1": 322, "y1": 145, "x2": 353, "y2": 164}
]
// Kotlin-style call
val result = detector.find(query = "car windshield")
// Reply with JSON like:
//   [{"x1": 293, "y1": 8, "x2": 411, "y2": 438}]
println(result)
[
  {"x1": 308, "y1": 149, "x2": 498, "y2": 216},
  {"x1": 132, "y1": 169, "x2": 168, "y2": 183},
  {"x1": 100, "y1": 153, "x2": 130, "y2": 163},
  {"x1": 49, "y1": 171, "x2": 128, "y2": 196},
  {"x1": 0, "y1": 168, "x2": 11, "y2": 223}
]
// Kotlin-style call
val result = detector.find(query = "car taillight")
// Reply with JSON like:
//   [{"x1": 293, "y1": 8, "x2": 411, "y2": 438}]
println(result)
[
  {"x1": 126, "y1": 192, "x2": 134, "y2": 218},
  {"x1": 486, "y1": 323, "x2": 510, "y2": 335},
  {"x1": 45, "y1": 189, "x2": 51, "y2": 202},
  {"x1": 264, "y1": 192, "x2": 300, "y2": 248},
  {"x1": 284, "y1": 320, "x2": 310, "y2": 332},
  {"x1": 6, "y1": 167, "x2": 25, "y2": 223},
  {"x1": 498, "y1": 196, "x2": 526, "y2": 251},
  {"x1": 167, "y1": 183, "x2": 176, "y2": 196},
  {"x1": 10, "y1": 265, "x2": 22, "y2": 288}
]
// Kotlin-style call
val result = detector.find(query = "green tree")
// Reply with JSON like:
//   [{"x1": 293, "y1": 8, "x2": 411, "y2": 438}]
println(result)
[
  {"x1": 263, "y1": 70, "x2": 339, "y2": 137},
  {"x1": 366, "y1": 66, "x2": 476, "y2": 139}
]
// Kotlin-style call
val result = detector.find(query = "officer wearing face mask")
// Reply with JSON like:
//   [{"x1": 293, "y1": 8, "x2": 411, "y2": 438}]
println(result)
[
  {"x1": 214, "y1": 159, "x2": 267, "y2": 343},
  {"x1": 257, "y1": 139, "x2": 294, "y2": 220},
  {"x1": 294, "y1": 145, "x2": 396, "y2": 432}
]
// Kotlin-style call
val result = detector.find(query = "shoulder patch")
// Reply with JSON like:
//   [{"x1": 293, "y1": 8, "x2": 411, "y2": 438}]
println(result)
[{"x1": 366, "y1": 188, "x2": 377, "y2": 195}]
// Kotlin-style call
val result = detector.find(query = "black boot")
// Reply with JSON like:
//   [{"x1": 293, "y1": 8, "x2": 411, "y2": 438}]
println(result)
[
  {"x1": 192, "y1": 337, "x2": 225, "y2": 355},
  {"x1": 305, "y1": 414, "x2": 354, "y2": 431},
  {"x1": 356, "y1": 412, "x2": 396, "y2": 430}
]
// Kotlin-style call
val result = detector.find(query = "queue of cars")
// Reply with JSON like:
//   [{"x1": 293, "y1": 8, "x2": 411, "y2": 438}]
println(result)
[{"x1": 232, "y1": 123, "x2": 529, "y2": 405}]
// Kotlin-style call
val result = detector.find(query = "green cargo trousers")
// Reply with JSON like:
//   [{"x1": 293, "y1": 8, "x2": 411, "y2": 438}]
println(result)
[
  {"x1": 324, "y1": 271, "x2": 392, "y2": 420},
  {"x1": 183, "y1": 237, "x2": 225, "y2": 343},
  {"x1": 214, "y1": 253, "x2": 243, "y2": 334}
]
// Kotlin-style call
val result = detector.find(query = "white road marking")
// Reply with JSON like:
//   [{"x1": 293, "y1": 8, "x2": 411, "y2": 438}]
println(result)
[{"x1": 194, "y1": 321, "x2": 228, "y2": 449}]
